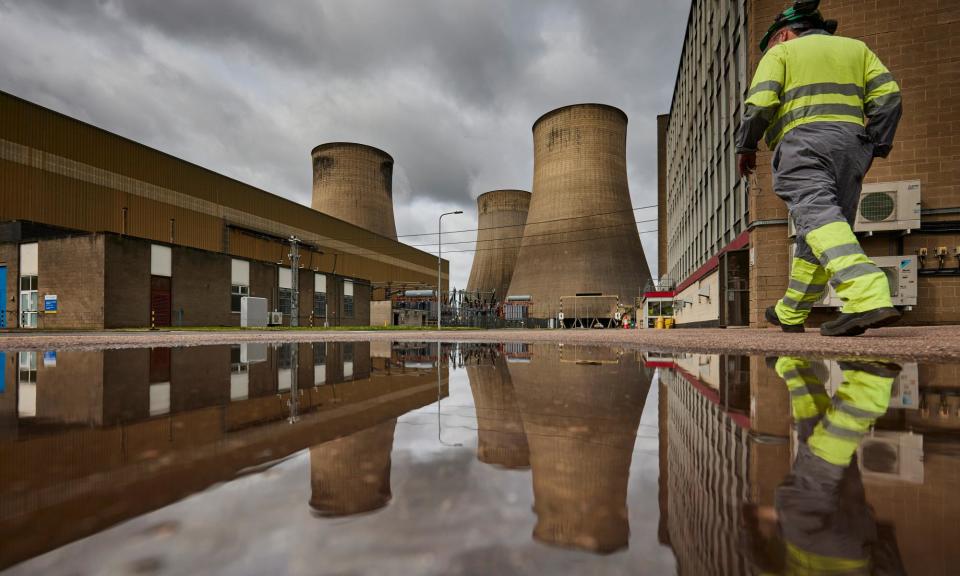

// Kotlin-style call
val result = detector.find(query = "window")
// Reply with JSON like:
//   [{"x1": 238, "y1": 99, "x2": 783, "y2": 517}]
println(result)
[
  {"x1": 278, "y1": 267, "x2": 293, "y2": 316},
  {"x1": 313, "y1": 274, "x2": 327, "y2": 317},
  {"x1": 231, "y1": 285, "x2": 249, "y2": 313},
  {"x1": 231, "y1": 259, "x2": 250, "y2": 314},
  {"x1": 343, "y1": 280, "x2": 354, "y2": 318},
  {"x1": 343, "y1": 342, "x2": 354, "y2": 380},
  {"x1": 19, "y1": 276, "x2": 38, "y2": 329},
  {"x1": 18, "y1": 352, "x2": 37, "y2": 417},
  {"x1": 313, "y1": 343, "x2": 326, "y2": 385},
  {"x1": 230, "y1": 345, "x2": 249, "y2": 401}
]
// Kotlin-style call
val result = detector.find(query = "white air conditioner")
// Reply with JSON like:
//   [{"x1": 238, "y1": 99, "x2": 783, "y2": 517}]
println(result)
[
  {"x1": 268, "y1": 311, "x2": 284, "y2": 326},
  {"x1": 854, "y1": 180, "x2": 921, "y2": 232},
  {"x1": 858, "y1": 431, "x2": 924, "y2": 484},
  {"x1": 817, "y1": 255, "x2": 918, "y2": 307}
]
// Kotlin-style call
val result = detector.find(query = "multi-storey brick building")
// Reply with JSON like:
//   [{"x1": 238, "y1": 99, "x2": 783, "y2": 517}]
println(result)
[
  {"x1": 0, "y1": 91, "x2": 445, "y2": 329},
  {"x1": 659, "y1": 0, "x2": 960, "y2": 327}
]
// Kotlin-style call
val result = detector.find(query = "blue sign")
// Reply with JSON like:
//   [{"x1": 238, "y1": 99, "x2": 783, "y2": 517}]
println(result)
[
  {"x1": 43, "y1": 351, "x2": 57, "y2": 367},
  {"x1": 44, "y1": 294, "x2": 58, "y2": 313}
]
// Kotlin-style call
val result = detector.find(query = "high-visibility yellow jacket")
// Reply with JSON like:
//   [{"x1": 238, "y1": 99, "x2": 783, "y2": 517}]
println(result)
[{"x1": 735, "y1": 31, "x2": 902, "y2": 156}]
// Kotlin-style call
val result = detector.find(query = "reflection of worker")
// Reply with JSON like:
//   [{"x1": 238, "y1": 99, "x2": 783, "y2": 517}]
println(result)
[
  {"x1": 742, "y1": 357, "x2": 907, "y2": 574},
  {"x1": 736, "y1": 0, "x2": 903, "y2": 337}
]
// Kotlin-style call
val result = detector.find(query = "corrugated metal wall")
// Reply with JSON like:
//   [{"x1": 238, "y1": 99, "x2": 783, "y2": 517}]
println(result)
[{"x1": 0, "y1": 91, "x2": 446, "y2": 288}]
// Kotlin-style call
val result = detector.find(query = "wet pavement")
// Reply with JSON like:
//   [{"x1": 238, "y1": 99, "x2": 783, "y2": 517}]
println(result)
[{"x1": 0, "y1": 341, "x2": 957, "y2": 574}]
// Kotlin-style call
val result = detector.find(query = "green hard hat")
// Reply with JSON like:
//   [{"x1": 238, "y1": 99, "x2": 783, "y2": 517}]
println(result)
[{"x1": 760, "y1": 0, "x2": 838, "y2": 52}]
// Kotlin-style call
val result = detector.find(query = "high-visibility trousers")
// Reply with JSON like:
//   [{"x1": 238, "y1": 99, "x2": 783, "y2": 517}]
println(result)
[{"x1": 770, "y1": 123, "x2": 893, "y2": 326}]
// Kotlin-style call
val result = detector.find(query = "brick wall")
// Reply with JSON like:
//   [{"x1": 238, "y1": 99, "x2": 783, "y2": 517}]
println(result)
[
  {"x1": 38, "y1": 235, "x2": 105, "y2": 329},
  {"x1": 747, "y1": 0, "x2": 960, "y2": 326},
  {"x1": 172, "y1": 246, "x2": 231, "y2": 327},
  {"x1": 104, "y1": 235, "x2": 150, "y2": 329},
  {"x1": 102, "y1": 348, "x2": 151, "y2": 425}
]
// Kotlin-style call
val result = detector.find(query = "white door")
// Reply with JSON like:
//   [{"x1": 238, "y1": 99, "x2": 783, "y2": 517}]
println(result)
[{"x1": 19, "y1": 276, "x2": 38, "y2": 328}]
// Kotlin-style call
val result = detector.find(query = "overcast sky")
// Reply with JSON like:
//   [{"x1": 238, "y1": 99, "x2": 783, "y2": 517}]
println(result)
[{"x1": 0, "y1": 0, "x2": 690, "y2": 288}]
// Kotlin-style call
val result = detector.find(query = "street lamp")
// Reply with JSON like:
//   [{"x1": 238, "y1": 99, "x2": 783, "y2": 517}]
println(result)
[{"x1": 437, "y1": 210, "x2": 462, "y2": 330}]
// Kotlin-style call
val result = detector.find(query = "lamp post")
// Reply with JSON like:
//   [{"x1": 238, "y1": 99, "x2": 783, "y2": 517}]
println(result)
[{"x1": 437, "y1": 210, "x2": 462, "y2": 330}]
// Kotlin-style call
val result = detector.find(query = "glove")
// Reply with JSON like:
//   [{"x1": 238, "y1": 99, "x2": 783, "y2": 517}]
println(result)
[{"x1": 738, "y1": 151, "x2": 757, "y2": 177}]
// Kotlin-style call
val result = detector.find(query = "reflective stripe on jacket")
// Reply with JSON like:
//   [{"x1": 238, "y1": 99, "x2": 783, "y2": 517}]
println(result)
[{"x1": 736, "y1": 31, "x2": 901, "y2": 154}]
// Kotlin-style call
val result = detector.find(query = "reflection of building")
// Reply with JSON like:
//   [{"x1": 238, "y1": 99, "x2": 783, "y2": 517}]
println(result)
[
  {"x1": 309, "y1": 419, "x2": 396, "y2": 516},
  {"x1": 0, "y1": 91, "x2": 444, "y2": 329},
  {"x1": 509, "y1": 343, "x2": 652, "y2": 553},
  {"x1": 658, "y1": 352, "x2": 960, "y2": 575},
  {"x1": 0, "y1": 341, "x2": 445, "y2": 570},
  {"x1": 466, "y1": 349, "x2": 529, "y2": 469}
]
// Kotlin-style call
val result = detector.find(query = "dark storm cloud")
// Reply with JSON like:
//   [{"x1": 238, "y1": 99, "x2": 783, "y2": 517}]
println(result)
[{"x1": 0, "y1": 0, "x2": 690, "y2": 283}]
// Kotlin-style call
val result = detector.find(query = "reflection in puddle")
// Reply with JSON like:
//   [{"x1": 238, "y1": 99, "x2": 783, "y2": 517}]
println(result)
[{"x1": 0, "y1": 342, "x2": 957, "y2": 574}]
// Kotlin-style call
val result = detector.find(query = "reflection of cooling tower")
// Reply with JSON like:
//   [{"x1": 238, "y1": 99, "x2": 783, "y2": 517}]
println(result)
[
  {"x1": 509, "y1": 344, "x2": 651, "y2": 553},
  {"x1": 311, "y1": 142, "x2": 397, "y2": 239},
  {"x1": 308, "y1": 419, "x2": 396, "y2": 516},
  {"x1": 507, "y1": 104, "x2": 652, "y2": 318},
  {"x1": 467, "y1": 353, "x2": 530, "y2": 468},
  {"x1": 466, "y1": 190, "x2": 531, "y2": 301}
]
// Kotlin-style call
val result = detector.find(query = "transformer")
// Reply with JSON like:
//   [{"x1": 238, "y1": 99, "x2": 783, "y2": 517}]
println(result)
[
  {"x1": 466, "y1": 190, "x2": 531, "y2": 303},
  {"x1": 507, "y1": 104, "x2": 652, "y2": 319},
  {"x1": 311, "y1": 142, "x2": 398, "y2": 239}
]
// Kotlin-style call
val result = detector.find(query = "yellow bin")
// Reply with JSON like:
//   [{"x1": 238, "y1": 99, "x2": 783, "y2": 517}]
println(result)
[
  {"x1": 665, "y1": 318, "x2": 675, "y2": 329},
  {"x1": 655, "y1": 317, "x2": 665, "y2": 330}
]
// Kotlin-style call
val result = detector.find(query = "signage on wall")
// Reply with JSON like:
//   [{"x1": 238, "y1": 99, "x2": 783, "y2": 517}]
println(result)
[
  {"x1": 43, "y1": 294, "x2": 58, "y2": 313},
  {"x1": 43, "y1": 351, "x2": 57, "y2": 367}
]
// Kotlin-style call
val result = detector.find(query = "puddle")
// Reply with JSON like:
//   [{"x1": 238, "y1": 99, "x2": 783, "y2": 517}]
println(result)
[{"x1": 0, "y1": 342, "x2": 957, "y2": 574}]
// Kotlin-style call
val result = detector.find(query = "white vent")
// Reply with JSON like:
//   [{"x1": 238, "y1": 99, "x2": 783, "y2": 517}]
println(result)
[
  {"x1": 268, "y1": 311, "x2": 284, "y2": 325},
  {"x1": 854, "y1": 180, "x2": 921, "y2": 232}
]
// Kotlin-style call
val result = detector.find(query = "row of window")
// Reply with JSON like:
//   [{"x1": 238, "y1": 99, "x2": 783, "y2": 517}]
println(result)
[{"x1": 233, "y1": 282, "x2": 351, "y2": 317}]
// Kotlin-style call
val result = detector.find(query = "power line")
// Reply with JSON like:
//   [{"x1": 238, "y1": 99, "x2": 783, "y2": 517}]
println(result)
[
  {"x1": 426, "y1": 228, "x2": 658, "y2": 255},
  {"x1": 395, "y1": 203, "x2": 658, "y2": 239},
  {"x1": 406, "y1": 218, "x2": 658, "y2": 248}
]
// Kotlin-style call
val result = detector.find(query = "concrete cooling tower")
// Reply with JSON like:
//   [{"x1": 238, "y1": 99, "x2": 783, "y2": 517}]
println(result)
[
  {"x1": 509, "y1": 343, "x2": 652, "y2": 553},
  {"x1": 507, "y1": 104, "x2": 652, "y2": 319},
  {"x1": 308, "y1": 419, "x2": 396, "y2": 516},
  {"x1": 311, "y1": 142, "x2": 398, "y2": 239},
  {"x1": 466, "y1": 351, "x2": 530, "y2": 469},
  {"x1": 466, "y1": 190, "x2": 531, "y2": 301}
]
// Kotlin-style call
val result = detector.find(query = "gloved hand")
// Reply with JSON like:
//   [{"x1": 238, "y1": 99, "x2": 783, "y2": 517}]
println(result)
[{"x1": 738, "y1": 151, "x2": 757, "y2": 177}]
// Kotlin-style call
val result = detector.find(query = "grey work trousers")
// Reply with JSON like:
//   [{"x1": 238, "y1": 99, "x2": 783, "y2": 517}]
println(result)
[{"x1": 772, "y1": 122, "x2": 875, "y2": 265}]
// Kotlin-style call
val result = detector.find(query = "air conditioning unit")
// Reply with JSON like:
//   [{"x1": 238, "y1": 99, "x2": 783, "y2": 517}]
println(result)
[
  {"x1": 854, "y1": 180, "x2": 921, "y2": 232},
  {"x1": 858, "y1": 431, "x2": 924, "y2": 484},
  {"x1": 268, "y1": 311, "x2": 284, "y2": 326},
  {"x1": 817, "y1": 255, "x2": 918, "y2": 307}
]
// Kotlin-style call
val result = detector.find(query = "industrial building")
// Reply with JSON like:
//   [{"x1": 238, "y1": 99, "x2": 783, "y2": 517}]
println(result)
[
  {"x1": 507, "y1": 104, "x2": 653, "y2": 326},
  {"x1": 0, "y1": 91, "x2": 445, "y2": 329},
  {"x1": 658, "y1": 0, "x2": 959, "y2": 328}
]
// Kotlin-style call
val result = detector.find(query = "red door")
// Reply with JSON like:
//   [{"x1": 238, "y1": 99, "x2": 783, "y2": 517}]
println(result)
[{"x1": 150, "y1": 276, "x2": 172, "y2": 327}]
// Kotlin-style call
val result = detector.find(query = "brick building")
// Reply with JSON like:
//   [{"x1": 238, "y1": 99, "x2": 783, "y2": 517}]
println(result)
[
  {"x1": 0, "y1": 91, "x2": 445, "y2": 329},
  {"x1": 659, "y1": 0, "x2": 960, "y2": 327}
]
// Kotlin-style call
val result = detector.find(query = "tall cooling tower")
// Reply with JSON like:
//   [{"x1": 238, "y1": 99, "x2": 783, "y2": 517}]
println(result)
[
  {"x1": 466, "y1": 351, "x2": 530, "y2": 469},
  {"x1": 466, "y1": 190, "x2": 531, "y2": 301},
  {"x1": 311, "y1": 142, "x2": 398, "y2": 239},
  {"x1": 308, "y1": 419, "x2": 396, "y2": 516},
  {"x1": 509, "y1": 343, "x2": 652, "y2": 553},
  {"x1": 507, "y1": 104, "x2": 652, "y2": 318}
]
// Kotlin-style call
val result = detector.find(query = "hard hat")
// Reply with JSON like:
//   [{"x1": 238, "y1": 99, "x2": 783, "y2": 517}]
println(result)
[{"x1": 760, "y1": 0, "x2": 838, "y2": 52}]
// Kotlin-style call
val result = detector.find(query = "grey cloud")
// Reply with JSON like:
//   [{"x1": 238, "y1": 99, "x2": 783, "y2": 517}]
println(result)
[{"x1": 0, "y1": 0, "x2": 690, "y2": 284}]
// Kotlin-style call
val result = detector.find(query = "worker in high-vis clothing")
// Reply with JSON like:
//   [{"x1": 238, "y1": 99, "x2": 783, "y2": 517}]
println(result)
[
  {"x1": 740, "y1": 357, "x2": 907, "y2": 574},
  {"x1": 735, "y1": 1, "x2": 904, "y2": 337}
]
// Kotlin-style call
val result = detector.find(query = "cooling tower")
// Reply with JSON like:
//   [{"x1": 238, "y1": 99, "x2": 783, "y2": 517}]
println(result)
[
  {"x1": 507, "y1": 104, "x2": 652, "y2": 318},
  {"x1": 311, "y1": 142, "x2": 398, "y2": 239},
  {"x1": 308, "y1": 419, "x2": 396, "y2": 516},
  {"x1": 509, "y1": 343, "x2": 652, "y2": 553},
  {"x1": 466, "y1": 350, "x2": 530, "y2": 469},
  {"x1": 466, "y1": 190, "x2": 531, "y2": 301}
]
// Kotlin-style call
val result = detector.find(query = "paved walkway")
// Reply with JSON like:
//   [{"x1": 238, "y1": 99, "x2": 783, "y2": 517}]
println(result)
[{"x1": 2, "y1": 326, "x2": 960, "y2": 361}]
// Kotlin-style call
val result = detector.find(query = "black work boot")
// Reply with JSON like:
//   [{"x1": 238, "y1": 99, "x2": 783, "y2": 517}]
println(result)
[
  {"x1": 819, "y1": 307, "x2": 901, "y2": 337},
  {"x1": 765, "y1": 305, "x2": 804, "y2": 333}
]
